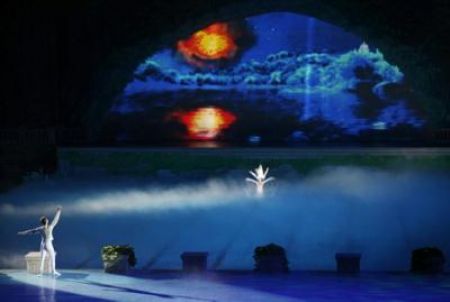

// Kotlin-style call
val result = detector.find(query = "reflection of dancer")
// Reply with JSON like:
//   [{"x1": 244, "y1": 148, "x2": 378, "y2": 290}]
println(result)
[{"x1": 18, "y1": 207, "x2": 62, "y2": 276}]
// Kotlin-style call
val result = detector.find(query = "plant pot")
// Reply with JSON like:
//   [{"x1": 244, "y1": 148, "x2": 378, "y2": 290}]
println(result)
[
  {"x1": 254, "y1": 255, "x2": 289, "y2": 273},
  {"x1": 253, "y1": 243, "x2": 289, "y2": 273},
  {"x1": 103, "y1": 255, "x2": 129, "y2": 274},
  {"x1": 180, "y1": 252, "x2": 208, "y2": 272},
  {"x1": 411, "y1": 247, "x2": 445, "y2": 274},
  {"x1": 335, "y1": 253, "x2": 361, "y2": 274}
]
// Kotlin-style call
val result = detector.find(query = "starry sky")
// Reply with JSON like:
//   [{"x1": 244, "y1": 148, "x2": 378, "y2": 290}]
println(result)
[{"x1": 239, "y1": 12, "x2": 361, "y2": 62}]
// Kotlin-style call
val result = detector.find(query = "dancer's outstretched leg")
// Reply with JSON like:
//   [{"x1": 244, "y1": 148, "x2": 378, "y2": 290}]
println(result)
[
  {"x1": 47, "y1": 244, "x2": 60, "y2": 276},
  {"x1": 38, "y1": 249, "x2": 47, "y2": 276}
]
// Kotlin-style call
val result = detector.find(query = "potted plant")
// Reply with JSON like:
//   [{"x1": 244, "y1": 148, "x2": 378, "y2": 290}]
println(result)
[
  {"x1": 253, "y1": 243, "x2": 289, "y2": 273},
  {"x1": 335, "y1": 253, "x2": 361, "y2": 274},
  {"x1": 411, "y1": 247, "x2": 445, "y2": 274},
  {"x1": 101, "y1": 245, "x2": 137, "y2": 274}
]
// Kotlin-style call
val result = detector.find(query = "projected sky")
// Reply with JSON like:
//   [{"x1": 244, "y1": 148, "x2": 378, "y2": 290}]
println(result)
[{"x1": 101, "y1": 12, "x2": 424, "y2": 145}]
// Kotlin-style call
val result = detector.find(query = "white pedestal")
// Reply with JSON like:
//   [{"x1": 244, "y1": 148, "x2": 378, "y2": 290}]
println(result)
[{"x1": 24, "y1": 251, "x2": 54, "y2": 274}]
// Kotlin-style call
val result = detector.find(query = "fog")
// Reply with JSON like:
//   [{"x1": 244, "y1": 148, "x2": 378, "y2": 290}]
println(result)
[{"x1": 1, "y1": 167, "x2": 449, "y2": 271}]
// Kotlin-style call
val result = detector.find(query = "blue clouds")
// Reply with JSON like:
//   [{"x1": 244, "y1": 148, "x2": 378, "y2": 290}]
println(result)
[{"x1": 129, "y1": 45, "x2": 404, "y2": 94}]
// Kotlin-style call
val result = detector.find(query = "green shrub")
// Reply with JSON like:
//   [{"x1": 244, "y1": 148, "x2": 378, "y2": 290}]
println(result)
[{"x1": 101, "y1": 245, "x2": 137, "y2": 267}]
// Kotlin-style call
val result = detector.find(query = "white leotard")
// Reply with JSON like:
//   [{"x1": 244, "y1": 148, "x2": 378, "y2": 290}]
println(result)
[{"x1": 21, "y1": 209, "x2": 61, "y2": 249}]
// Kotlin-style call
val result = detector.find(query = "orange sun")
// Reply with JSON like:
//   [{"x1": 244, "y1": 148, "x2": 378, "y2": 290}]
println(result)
[
  {"x1": 177, "y1": 23, "x2": 237, "y2": 64},
  {"x1": 171, "y1": 107, "x2": 236, "y2": 140}
]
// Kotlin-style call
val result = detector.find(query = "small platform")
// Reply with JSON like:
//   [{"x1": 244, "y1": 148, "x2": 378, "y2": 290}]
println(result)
[{"x1": 24, "y1": 252, "x2": 53, "y2": 275}]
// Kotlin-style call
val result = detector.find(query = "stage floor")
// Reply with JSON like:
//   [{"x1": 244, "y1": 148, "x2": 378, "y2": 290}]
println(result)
[
  {"x1": 1, "y1": 270, "x2": 449, "y2": 302},
  {"x1": 61, "y1": 147, "x2": 450, "y2": 158}
]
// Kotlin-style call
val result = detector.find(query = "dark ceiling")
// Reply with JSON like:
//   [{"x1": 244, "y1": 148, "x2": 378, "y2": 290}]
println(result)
[{"x1": 1, "y1": 0, "x2": 450, "y2": 134}]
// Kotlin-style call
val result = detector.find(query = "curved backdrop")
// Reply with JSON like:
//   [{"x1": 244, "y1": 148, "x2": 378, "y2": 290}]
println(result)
[{"x1": 99, "y1": 12, "x2": 426, "y2": 146}]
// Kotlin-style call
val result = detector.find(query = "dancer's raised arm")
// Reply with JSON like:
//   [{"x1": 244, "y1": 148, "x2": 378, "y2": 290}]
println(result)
[
  {"x1": 249, "y1": 170, "x2": 258, "y2": 180},
  {"x1": 50, "y1": 206, "x2": 62, "y2": 228},
  {"x1": 262, "y1": 176, "x2": 275, "y2": 185},
  {"x1": 18, "y1": 226, "x2": 44, "y2": 235},
  {"x1": 246, "y1": 177, "x2": 258, "y2": 185}
]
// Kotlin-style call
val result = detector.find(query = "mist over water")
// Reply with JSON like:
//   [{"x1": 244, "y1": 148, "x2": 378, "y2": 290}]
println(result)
[{"x1": 1, "y1": 167, "x2": 449, "y2": 271}]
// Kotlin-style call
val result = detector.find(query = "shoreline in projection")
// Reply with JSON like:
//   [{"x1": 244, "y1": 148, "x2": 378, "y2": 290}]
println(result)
[{"x1": 127, "y1": 46, "x2": 403, "y2": 94}]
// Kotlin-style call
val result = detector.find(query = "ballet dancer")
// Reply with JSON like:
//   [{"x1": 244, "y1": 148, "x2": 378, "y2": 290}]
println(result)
[
  {"x1": 18, "y1": 206, "x2": 62, "y2": 276},
  {"x1": 246, "y1": 164, "x2": 274, "y2": 196}
]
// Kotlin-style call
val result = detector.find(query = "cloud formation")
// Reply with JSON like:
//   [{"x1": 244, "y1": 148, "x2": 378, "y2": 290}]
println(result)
[
  {"x1": 0, "y1": 180, "x2": 253, "y2": 216},
  {"x1": 132, "y1": 46, "x2": 403, "y2": 93}
]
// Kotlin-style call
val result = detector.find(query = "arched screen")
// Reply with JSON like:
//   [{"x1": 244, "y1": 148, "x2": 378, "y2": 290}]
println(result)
[{"x1": 101, "y1": 12, "x2": 424, "y2": 146}]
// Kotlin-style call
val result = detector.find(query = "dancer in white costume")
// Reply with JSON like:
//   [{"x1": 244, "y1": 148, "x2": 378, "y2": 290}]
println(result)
[
  {"x1": 18, "y1": 207, "x2": 62, "y2": 276},
  {"x1": 246, "y1": 164, "x2": 274, "y2": 196}
]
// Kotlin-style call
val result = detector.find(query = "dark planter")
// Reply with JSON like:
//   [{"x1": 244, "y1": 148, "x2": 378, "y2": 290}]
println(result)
[
  {"x1": 254, "y1": 243, "x2": 289, "y2": 273},
  {"x1": 101, "y1": 245, "x2": 137, "y2": 275},
  {"x1": 103, "y1": 255, "x2": 129, "y2": 274},
  {"x1": 335, "y1": 253, "x2": 361, "y2": 274},
  {"x1": 181, "y1": 252, "x2": 208, "y2": 272},
  {"x1": 410, "y1": 247, "x2": 445, "y2": 274}
]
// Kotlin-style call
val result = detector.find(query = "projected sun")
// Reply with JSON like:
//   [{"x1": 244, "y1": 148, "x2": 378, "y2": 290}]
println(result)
[
  {"x1": 172, "y1": 107, "x2": 236, "y2": 140},
  {"x1": 177, "y1": 23, "x2": 237, "y2": 63}
]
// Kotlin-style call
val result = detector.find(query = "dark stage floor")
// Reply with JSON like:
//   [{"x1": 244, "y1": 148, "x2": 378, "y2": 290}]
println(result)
[
  {"x1": 61, "y1": 147, "x2": 450, "y2": 158},
  {"x1": 1, "y1": 270, "x2": 449, "y2": 302}
]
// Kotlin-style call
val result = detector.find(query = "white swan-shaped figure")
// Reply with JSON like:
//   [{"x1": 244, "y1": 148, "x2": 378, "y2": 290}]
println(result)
[{"x1": 246, "y1": 164, "x2": 275, "y2": 196}]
